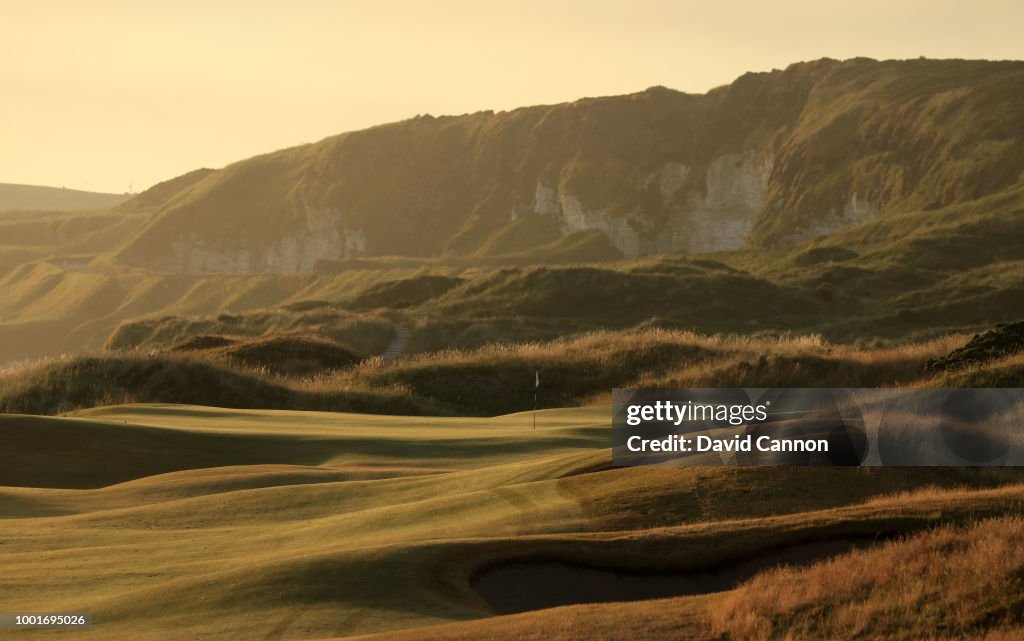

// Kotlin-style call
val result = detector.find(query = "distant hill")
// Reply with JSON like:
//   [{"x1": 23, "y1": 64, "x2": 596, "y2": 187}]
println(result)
[
  {"x1": 0, "y1": 183, "x2": 130, "y2": 212},
  {"x1": 108, "y1": 57, "x2": 1024, "y2": 273},
  {"x1": 2, "y1": 57, "x2": 1024, "y2": 364}
]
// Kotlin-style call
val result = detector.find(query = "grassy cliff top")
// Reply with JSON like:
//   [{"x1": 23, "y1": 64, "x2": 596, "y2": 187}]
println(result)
[
  {"x1": 107, "y1": 58, "x2": 1024, "y2": 266},
  {"x1": 0, "y1": 182, "x2": 130, "y2": 212}
]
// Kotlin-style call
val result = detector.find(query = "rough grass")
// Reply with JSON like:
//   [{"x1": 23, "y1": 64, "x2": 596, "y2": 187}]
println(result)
[
  {"x1": 0, "y1": 328, "x2": 997, "y2": 416},
  {"x1": 336, "y1": 329, "x2": 968, "y2": 415},
  {"x1": 0, "y1": 260, "x2": 419, "y2": 364},
  {"x1": 927, "y1": 352, "x2": 1024, "y2": 387},
  {"x1": 167, "y1": 333, "x2": 365, "y2": 377},
  {"x1": 345, "y1": 275, "x2": 465, "y2": 310},
  {"x1": 105, "y1": 306, "x2": 395, "y2": 356},
  {"x1": 354, "y1": 507, "x2": 1024, "y2": 641},
  {"x1": 712, "y1": 515, "x2": 1024, "y2": 640},
  {"x1": 0, "y1": 354, "x2": 436, "y2": 416}
]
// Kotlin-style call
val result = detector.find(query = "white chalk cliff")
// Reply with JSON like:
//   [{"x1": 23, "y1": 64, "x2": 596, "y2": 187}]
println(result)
[
  {"x1": 535, "y1": 151, "x2": 778, "y2": 257},
  {"x1": 112, "y1": 59, "x2": 1015, "y2": 274},
  {"x1": 163, "y1": 204, "x2": 366, "y2": 273}
]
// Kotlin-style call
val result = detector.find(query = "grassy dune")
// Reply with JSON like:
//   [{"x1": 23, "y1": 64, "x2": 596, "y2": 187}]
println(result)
[
  {"x1": 3, "y1": 182, "x2": 1023, "y2": 364},
  {"x1": 352, "y1": 508, "x2": 1024, "y2": 641},
  {"x1": 0, "y1": 354, "x2": 441, "y2": 416},
  {"x1": 2, "y1": 404, "x2": 1024, "y2": 640},
  {"x1": 0, "y1": 262, "x2": 417, "y2": 363},
  {"x1": 3, "y1": 182, "x2": 1024, "y2": 366},
  {"x1": 6, "y1": 327, "x2": 1015, "y2": 417},
  {"x1": 711, "y1": 515, "x2": 1024, "y2": 640}
]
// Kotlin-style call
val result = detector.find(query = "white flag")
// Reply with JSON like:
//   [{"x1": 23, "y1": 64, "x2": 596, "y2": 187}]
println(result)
[{"x1": 535, "y1": 370, "x2": 539, "y2": 389}]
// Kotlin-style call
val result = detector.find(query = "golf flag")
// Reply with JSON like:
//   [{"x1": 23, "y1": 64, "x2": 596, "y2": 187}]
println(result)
[{"x1": 533, "y1": 370, "x2": 539, "y2": 430}]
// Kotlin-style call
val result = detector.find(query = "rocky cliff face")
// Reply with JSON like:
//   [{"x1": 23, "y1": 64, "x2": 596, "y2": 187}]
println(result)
[
  {"x1": 550, "y1": 151, "x2": 775, "y2": 257},
  {"x1": 157, "y1": 204, "x2": 368, "y2": 273},
  {"x1": 163, "y1": 207, "x2": 337, "y2": 273},
  {"x1": 112, "y1": 57, "x2": 1024, "y2": 273}
]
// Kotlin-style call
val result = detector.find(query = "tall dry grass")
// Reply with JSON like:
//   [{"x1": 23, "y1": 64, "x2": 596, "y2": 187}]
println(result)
[
  {"x1": 0, "y1": 328, "x2": 1002, "y2": 416},
  {"x1": 711, "y1": 516, "x2": 1024, "y2": 640}
]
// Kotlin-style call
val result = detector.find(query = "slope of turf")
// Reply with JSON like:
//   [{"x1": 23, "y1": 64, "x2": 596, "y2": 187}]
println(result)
[
  {"x1": 3, "y1": 404, "x2": 1024, "y2": 640},
  {"x1": 0, "y1": 183, "x2": 130, "y2": 212}
]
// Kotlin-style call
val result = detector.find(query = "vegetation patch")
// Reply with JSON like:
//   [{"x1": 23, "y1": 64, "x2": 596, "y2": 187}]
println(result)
[
  {"x1": 168, "y1": 334, "x2": 239, "y2": 352},
  {"x1": 8, "y1": 327, "x2": 1013, "y2": 416},
  {"x1": 926, "y1": 321, "x2": 1024, "y2": 371},
  {"x1": 105, "y1": 306, "x2": 395, "y2": 357},
  {"x1": 713, "y1": 515, "x2": 1024, "y2": 641},
  {"x1": 210, "y1": 334, "x2": 364, "y2": 376},
  {"x1": 347, "y1": 275, "x2": 465, "y2": 310}
]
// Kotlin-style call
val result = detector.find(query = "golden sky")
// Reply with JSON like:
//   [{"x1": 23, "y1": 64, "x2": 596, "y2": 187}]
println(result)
[{"x1": 3, "y1": 0, "x2": 1022, "y2": 193}]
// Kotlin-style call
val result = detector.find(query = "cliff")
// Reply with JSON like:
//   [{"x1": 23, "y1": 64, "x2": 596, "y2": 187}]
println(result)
[{"x1": 109, "y1": 58, "x2": 1024, "y2": 273}]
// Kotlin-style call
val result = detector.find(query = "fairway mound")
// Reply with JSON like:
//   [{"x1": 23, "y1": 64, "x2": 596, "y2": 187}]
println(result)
[
  {"x1": 168, "y1": 334, "x2": 239, "y2": 351},
  {"x1": 927, "y1": 321, "x2": 1024, "y2": 371},
  {"x1": 473, "y1": 538, "x2": 879, "y2": 614}
]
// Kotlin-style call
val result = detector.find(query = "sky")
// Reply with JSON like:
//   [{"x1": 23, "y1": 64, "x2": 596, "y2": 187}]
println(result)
[{"x1": 2, "y1": 0, "x2": 1023, "y2": 194}]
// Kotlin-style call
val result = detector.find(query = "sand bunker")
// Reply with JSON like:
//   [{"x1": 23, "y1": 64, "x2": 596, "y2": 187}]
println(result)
[{"x1": 474, "y1": 538, "x2": 877, "y2": 613}]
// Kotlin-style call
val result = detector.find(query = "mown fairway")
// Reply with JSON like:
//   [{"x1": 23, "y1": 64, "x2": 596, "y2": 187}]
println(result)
[{"x1": 2, "y1": 404, "x2": 1024, "y2": 640}]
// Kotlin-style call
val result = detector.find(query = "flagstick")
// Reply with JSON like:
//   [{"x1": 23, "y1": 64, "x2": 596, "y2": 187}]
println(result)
[{"x1": 533, "y1": 369, "x2": 538, "y2": 430}]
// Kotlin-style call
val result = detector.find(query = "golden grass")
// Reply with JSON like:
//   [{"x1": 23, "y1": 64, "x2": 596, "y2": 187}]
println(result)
[
  {"x1": 350, "y1": 327, "x2": 963, "y2": 375},
  {"x1": 711, "y1": 515, "x2": 1024, "y2": 640},
  {"x1": 0, "y1": 327, "x2": 996, "y2": 417},
  {"x1": 324, "y1": 328, "x2": 974, "y2": 416},
  {"x1": 0, "y1": 261, "x2": 419, "y2": 364},
  {"x1": 2, "y1": 405, "x2": 1024, "y2": 640}
]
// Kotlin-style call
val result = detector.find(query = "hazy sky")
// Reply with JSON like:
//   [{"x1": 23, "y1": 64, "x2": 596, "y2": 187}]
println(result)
[{"x1": 3, "y1": 0, "x2": 1022, "y2": 193}]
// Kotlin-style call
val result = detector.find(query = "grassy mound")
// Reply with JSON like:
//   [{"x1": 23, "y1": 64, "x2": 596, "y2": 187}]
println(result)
[
  {"x1": 926, "y1": 321, "x2": 1024, "y2": 371},
  {"x1": 347, "y1": 275, "x2": 465, "y2": 310},
  {"x1": 924, "y1": 353, "x2": 1024, "y2": 388},
  {"x1": 712, "y1": 515, "x2": 1024, "y2": 640},
  {"x1": 11, "y1": 325, "x2": 1024, "y2": 417},
  {"x1": 167, "y1": 334, "x2": 238, "y2": 351},
  {"x1": 0, "y1": 354, "x2": 433, "y2": 416},
  {"x1": 3, "y1": 328, "x2": 997, "y2": 416},
  {"x1": 105, "y1": 306, "x2": 394, "y2": 356},
  {"x1": 165, "y1": 333, "x2": 365, "y2": 376},
  {"x1": 423, "y1": 262, "x2": 823, "y2": 331},
  {"x1": 344, "y1": 329, "x2": 964, "y2": 415},
  {"x1": 210, "y1": 334, "x2": 364, "y2": 376}
]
